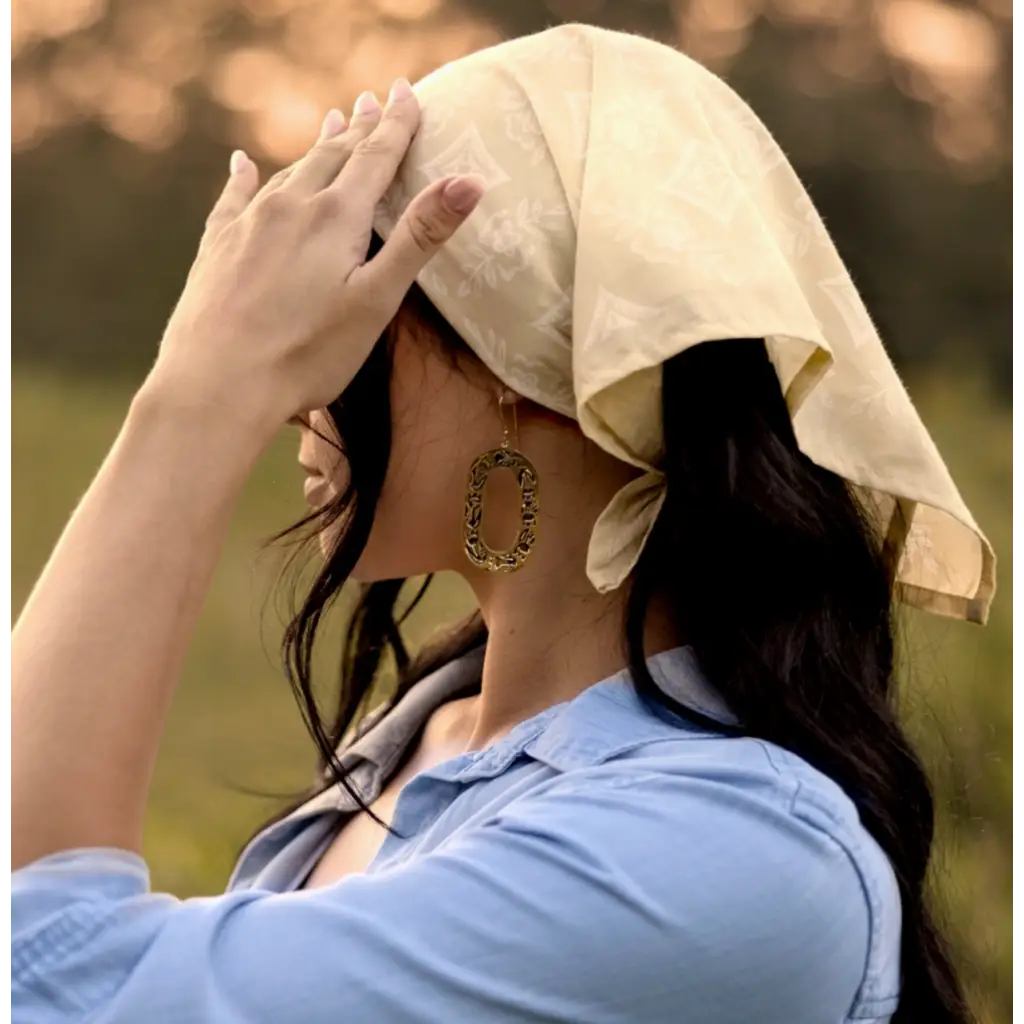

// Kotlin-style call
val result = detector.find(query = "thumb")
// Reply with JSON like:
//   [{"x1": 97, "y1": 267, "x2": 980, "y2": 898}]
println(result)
[{"x1": 362, "y1": 175, "x2": 485, "y2": 302}]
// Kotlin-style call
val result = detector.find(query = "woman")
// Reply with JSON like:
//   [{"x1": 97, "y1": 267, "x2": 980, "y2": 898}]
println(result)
[{"x1": 12, "y1": 23, "x2": 994, "y2": 1024}]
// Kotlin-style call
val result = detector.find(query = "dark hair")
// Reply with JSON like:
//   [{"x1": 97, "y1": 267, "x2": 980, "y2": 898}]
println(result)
[{"x1": 269, "y1": 244, "x2": 971, "y2": 1023}]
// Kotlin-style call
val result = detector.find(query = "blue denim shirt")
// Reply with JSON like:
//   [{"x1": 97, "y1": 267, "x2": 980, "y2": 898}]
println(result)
[{"x1": 12, "y1": 646, "x2": 902, "y2": 1023}]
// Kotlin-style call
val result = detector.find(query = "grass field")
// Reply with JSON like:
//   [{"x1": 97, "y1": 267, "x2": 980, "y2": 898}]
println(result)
[{"x1": 11, "y1": 367, "x2": 1011, "y2": 1022}]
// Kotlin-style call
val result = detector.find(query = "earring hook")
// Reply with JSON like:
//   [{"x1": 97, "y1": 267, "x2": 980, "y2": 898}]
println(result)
[{"x1": 498, "y1": 391, "x2": 519, "y2": 450}]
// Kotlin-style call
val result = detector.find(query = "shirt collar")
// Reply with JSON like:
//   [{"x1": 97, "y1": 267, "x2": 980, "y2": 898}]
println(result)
[
  {"x1": 340, "y1": 644, "x2": 486, "y2": 774},
  {"x1": 287, "y1": 644, "x2": 735, "y2": 821},
  {"x1": 538, "y1": 645, "x2": 738, "y2": 766},
  {"x1": 426, "y1": 645, "x2": 736, "y2": 784}
]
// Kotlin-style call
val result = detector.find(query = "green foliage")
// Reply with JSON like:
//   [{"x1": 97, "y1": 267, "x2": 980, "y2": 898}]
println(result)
[{"x1": 894, "y1": 377, "x2": 1012, "y2": 1024}]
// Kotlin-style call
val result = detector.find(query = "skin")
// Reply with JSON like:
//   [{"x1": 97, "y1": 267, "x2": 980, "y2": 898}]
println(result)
[
  {"x1": 11, "y1": 81, "x2": 678, "y2": 872},
  {"x1": 299, "y1": 316, "x2": 679, "y2": 751},
  {"x1": 297, "y1": 320, "x2": 683, "y2": 887}
]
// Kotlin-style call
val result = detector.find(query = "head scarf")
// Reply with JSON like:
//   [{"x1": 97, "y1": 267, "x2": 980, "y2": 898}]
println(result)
[{"x1": 373, "y1": 22, "x2": 995, "y2": 624}]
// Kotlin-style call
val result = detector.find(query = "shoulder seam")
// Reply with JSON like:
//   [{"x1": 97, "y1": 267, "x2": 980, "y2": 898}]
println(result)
[{"x1": 790, "y1": 785, "x2": 900, "y2": 1019}]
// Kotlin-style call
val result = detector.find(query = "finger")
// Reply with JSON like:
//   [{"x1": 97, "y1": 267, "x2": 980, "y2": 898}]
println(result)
[
  {"x1": 258, "y1": 164, "x2": 298, "y2": 198},
  {"x1": 351, "y1": 175, "x2": 484, "y2": 308},
  {"x1": 284, "y1": 92, "x2": 382, "y2": 195},
  {"x1": 324, "y1": 78, "x2": 420, "y2": 206},
  {"x1": 258, "y1": 108, "x2": 347, "y2": 198},
  {"x1": 204, "y1": 150, "x2": 259, "y2": 239}
]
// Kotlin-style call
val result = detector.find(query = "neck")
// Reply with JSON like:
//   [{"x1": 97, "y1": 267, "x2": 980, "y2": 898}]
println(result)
[
  {"x1": 456, "y1": 429, "x2": 680, "y2": 753},
  {"x1": 468, "y1": 578, "x2": 618, "y2": 752}
]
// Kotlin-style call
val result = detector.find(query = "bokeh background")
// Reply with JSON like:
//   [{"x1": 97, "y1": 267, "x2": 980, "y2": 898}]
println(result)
[{"x1": 12, "y1": 0, "x2": 1011, "y2": 1019}]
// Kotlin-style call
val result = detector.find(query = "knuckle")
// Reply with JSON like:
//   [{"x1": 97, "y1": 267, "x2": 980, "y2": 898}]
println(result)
[
  {"x1": 204, "y1": 209, "x2": 226, "y2": 234},
  {"x1": 352, "y1": 128, "x2": 396, "y2": 159},
  {"x1": 406, "y1": 208, "x2": 449, "y2": 251},
  {"x1": 313, "y1": 134, "x2": 354, "y2": 162},
  {"x1": 312, "y1": 190, "x2": 346, "y2": 221},
  {"x1": 266, "y1": 168, "x2": 292, "y2": 190},
  {"x1": 255, "y1": 190, "x2": 295, "y2": 220},
  {"x1": 323, "y1": 131, "x2": 356, "y2": 151}
]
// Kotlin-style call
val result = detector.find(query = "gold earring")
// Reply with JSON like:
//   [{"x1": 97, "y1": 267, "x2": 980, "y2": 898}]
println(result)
[{"x1": 463, "y1": 393, "x2": 539, "y2": 572}]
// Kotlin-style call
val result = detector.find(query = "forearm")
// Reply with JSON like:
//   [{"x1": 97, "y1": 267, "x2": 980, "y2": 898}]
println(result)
[
  {"x1": 12, "y1": 381, "x2": 272, "y2": 869},
  {"x1": 11, "y1": 88, "x2": 464, "y2": 871}
]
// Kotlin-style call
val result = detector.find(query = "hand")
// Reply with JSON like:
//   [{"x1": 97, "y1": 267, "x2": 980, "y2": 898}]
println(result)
[{"x1": 148, "y1": 81, "x2": 484, "y2": 432}]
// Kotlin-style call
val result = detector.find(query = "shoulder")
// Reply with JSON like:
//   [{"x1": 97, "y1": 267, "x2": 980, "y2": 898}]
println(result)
[
  {"x1": 495, "y1": 730, "x2": 901, "y2": 1021},
  {"x1": 517, "y1": 730, "x2": 883, "y2": 911}
]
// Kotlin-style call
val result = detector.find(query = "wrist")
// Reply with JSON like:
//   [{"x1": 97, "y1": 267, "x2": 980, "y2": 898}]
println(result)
[
  {"x1": 133, "y1": 365, "x2": 282, "y2": 459},
  {"x1": 128, "y1": 372, "x2": 278, "y2": 482}
]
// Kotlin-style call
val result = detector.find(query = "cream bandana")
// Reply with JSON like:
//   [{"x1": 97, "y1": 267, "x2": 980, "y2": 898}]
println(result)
[{"x1": 373, "y1": 23, "x2": 995, "y2": 624}]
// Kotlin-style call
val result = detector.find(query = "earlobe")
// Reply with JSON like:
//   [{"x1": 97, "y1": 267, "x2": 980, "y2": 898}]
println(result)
[{"x1": 497, "y1": 386, "x2": 523, "y2": 406}]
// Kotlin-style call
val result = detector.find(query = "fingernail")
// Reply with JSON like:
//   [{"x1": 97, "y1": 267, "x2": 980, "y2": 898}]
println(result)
[
  {"x1": 443, "y1": 177, "x2": 484, "y2": 214},
  {"x1": 353, "y1": 91, "x2": 381, "y2": 117},
  {"x1": 442, "y1": 176, "x2": 485, "y2": 214},
  {"x1": 229, "y1": 150, "x2": 249, "y2": 174},
  {"x1": 387, "y1": 78, "x2": 413, "y2": 105},
  {"x1": 319, "y1": 108, "x2": 345, "y2": 140}
]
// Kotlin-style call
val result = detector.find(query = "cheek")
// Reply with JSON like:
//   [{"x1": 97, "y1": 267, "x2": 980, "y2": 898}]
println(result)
[
  {"x1": 353, "y1": 344, "x2": 488, "y2": 578},
  {"x1": 374, "y1": 412, "x2": 470, "y2": 564}
]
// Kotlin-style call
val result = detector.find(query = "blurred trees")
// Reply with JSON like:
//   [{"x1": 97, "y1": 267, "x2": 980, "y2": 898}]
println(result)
[{"x1": 12, "y1": 0, "x2": 1011, "y2": 394}]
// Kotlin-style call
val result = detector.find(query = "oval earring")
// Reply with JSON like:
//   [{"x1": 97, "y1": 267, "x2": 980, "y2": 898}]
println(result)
[{"x1": 463, "y1": 394, "x2": 539, "y2": 572}]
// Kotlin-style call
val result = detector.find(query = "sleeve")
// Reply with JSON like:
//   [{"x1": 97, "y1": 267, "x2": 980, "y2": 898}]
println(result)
[{"x1": 12, "y1": 768, "x2": 873, "y2": 1024}]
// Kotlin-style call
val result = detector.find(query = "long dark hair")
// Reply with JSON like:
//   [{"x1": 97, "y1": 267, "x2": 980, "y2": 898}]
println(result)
[{"x1": 270, "y1": 252, "x2": 971, "y2": 1022}]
